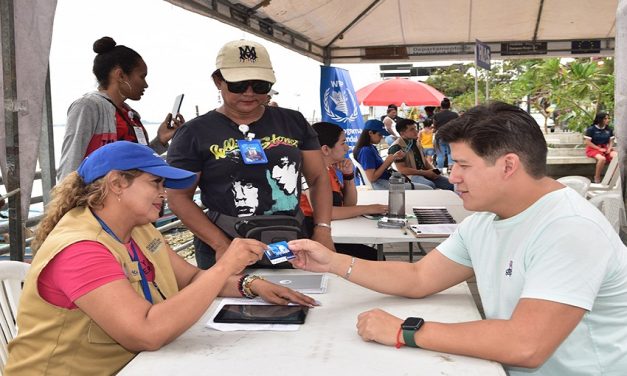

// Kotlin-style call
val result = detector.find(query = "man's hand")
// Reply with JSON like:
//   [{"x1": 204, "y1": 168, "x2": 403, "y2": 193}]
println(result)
[{"x1": 356, "y1": 308, "x2": 404, "y2": 346}]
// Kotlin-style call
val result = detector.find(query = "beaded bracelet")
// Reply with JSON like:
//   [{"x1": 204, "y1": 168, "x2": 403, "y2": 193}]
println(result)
[
  {"x1": 242, "y1": 275, "x2": 265, "y2": 299},
  {"x1": 237, "y1": 274, "x2": 249, "y2": 298}
]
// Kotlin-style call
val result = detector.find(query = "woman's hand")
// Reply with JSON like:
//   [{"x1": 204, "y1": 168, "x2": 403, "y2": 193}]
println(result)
[
  {"x1": 288, "y1": 239, "x2": 336, "y2": 272},
  {"x1": 356, "y1": 308, "x2": 404, "y2": 346},
  {"x1": 157, "y1": 112, "x2": 185, "y2": 145},
  {"x1": 333, "y1": 158, "x2": 354, "y2": 175},
  {"x1": 216, "y1": 238, "x2": 265, "y2": 275},
  {"x1": 250, "y1": 279, "x2": 318, "y2": 307},
  {"x1": 361, "y1": 204, "x2": 388, "y2": 215}
]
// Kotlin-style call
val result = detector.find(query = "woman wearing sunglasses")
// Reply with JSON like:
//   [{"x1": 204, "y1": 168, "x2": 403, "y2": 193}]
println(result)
[
  {"x1": 167, "y1": 39, "x2": 333, "y2": 269},
  {"x1": 57, "y1": 36, "x2": 184, "y2": 181}
]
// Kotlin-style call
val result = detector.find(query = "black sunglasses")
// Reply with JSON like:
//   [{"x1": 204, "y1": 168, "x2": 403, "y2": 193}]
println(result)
[{"x1": 225, "y1": 80, "x2": 273, "y2": 94}]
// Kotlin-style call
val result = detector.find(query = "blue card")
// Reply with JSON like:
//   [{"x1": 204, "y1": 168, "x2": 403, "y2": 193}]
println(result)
[{"x1": 264, "y1": 241, "x2": 295, "y2": 264}]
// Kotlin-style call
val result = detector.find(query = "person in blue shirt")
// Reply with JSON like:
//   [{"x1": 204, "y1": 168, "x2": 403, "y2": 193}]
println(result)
[
  {"x1": 584, "y1": 112, "x2": 616, "y2": 183},
  {"x1": 352, "y1": 119, "x2": 405, "y2": 189}
]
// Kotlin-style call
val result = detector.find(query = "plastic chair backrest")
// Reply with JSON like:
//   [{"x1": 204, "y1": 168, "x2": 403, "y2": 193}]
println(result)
[
  {"x1": 588, "y1": 191, "x2": 626, "y2": 233},
  {"x1": 598, "y1": 156, "x2": 620, "y2": 187},
  {"x1": 0, "y1": 261, "x2": 30, "y2": 373},
  {"x1": 349, "y1": 153, "x2": 374, "y2": 190},
  {"x1": 557, "y1": 176, "x2": 591, "y2": 197}
]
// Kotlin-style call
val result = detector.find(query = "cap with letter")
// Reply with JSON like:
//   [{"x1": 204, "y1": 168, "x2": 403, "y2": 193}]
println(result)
[{"x1": 216, "y1": 39, "x2": 276, "y2": 83}]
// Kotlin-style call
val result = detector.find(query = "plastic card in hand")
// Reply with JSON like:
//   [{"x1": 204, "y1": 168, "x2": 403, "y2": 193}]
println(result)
[
  {"x1": 213, "y1": 304, "x2": 308, "y2": 324},
  {"x1": 264, "y1": 241, "x2": 295, "y2": 264}
]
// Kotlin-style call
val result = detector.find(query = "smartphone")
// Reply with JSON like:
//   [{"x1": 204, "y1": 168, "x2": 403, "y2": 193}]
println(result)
[
  {"x1": 432, "y1": 168, "x2": 441, "y2": 175},
  {"x1": 169, "y1": 94, "x2": 184, "y2": 128}
]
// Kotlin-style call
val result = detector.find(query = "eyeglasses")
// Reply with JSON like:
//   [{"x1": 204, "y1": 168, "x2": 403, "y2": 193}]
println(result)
[{"x1": 225, "y1": 79, "x2": 273, "y2": 94}]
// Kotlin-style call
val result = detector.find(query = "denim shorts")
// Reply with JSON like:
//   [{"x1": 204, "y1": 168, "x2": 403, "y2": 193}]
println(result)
[{"x1": 423, "y1": 148, "x2": 435, "y2": 156}]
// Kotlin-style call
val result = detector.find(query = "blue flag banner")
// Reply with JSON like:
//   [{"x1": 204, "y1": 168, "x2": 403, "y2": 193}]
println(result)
[{"x1": 319, "y1": 66, "x2": 364, "y2": 150}]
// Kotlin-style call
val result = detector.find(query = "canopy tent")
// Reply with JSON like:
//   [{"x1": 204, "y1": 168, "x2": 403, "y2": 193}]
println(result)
[{"x1": 165, "y1": 0, "x2": 617, "y2": 63}]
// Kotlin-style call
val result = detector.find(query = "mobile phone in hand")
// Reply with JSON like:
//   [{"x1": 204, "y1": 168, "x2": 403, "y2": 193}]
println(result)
[
  {"x1": 169, "y1": 94, "x2": 184, "y2": 128},
  {"x1": 432, "y1": 168, "x2": 441, "y2": 175}
]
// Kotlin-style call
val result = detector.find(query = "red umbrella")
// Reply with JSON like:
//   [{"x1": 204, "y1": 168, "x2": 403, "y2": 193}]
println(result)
[{"x1": 356, "y1": 78, "x2": 446, "y2": 106}]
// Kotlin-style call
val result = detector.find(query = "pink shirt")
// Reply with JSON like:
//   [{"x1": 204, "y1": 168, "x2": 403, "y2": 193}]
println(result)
[{"x1": 38, "y1": 240, "x2": 155, "y2": 309}]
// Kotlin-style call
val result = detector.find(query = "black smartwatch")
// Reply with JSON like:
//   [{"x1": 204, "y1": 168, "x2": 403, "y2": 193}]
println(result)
[{"x1": 401, "y1": 317, "x2": 424, "y2": 348}]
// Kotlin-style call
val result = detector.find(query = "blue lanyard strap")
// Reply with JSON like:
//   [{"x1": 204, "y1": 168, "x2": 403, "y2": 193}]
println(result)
[{"x1": 92, "y1": 212, "x2": 154, "y2": 304}]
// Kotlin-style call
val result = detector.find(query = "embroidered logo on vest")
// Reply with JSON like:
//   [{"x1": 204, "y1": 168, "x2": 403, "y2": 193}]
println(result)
[
  {"x1": 239, "y1": 46, "x2": 257, "y2": 63},
  {"x1": 146, "y1": 238, "x2": 162, "y2": 253}
]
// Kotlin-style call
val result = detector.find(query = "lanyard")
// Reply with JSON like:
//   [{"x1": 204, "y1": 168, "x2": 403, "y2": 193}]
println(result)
[{"x1": 92, "y1": 212, "x2": 154, "y2": 304}]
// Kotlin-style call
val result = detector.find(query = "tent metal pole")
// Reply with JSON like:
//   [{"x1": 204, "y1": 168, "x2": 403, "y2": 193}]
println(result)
[
  {"x1": 39, "y1": 67, "x2": 56, "y2": 204},
  {"x1": 1, "y1": 0, "x2": 25, "y2": 261}
]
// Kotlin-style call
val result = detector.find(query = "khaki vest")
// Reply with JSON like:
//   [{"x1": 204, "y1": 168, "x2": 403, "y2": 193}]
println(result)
[
  {"x1": 391, "y1": 137, "x2": 427, "y2": 171},
  {"x1": 5, "y1": 207, "x2": 179, "y2": 375}
]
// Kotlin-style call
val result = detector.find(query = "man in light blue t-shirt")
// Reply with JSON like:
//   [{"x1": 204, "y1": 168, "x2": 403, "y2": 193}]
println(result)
[{"x1": 288, "y1": 102, "x2": 627, "y2": 375}]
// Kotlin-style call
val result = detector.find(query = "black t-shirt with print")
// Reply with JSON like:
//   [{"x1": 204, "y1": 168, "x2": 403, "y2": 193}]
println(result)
[{"x1": 167, "y1": 107, "x2": 320, "y2": 218}]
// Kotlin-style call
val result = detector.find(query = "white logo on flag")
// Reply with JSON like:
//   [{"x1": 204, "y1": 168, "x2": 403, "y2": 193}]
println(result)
[{"x1": 323, "y1": 80, "x2": 358, "y2": 123}]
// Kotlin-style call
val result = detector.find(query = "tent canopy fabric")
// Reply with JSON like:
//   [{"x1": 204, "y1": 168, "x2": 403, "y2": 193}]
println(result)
[
  {"x1": 166, "y1": 0, "x2": 617, "y2": 63},
  {"x1": 356, "y1": 78, "x2": 445, "y2": 106}
]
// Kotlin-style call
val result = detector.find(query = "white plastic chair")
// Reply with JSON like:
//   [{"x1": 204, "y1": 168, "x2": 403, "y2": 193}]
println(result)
[
  {"x1": 0, "y1": 261, "x2": 30, "y2": 373},
  {"x1": 588, "y1": 191, "x2": 627, "y2": 233},
  {"x1": 349, "y1": 153, "x2": 374, "y2": 190},
  {"x1": 587, "y1": 157, "x2": 620, "y2": 198},
  {"x1": 557, "y1": 176, "x2": 591, "y2": 197}
]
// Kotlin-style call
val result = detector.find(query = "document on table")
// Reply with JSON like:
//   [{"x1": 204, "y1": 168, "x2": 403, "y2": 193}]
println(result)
[
  {"x1": 206, "y1": 298, "x2": 302, "y2": 332},
  {"x1": 409, "y1": 224, "x2": 458, "y2": 237}
]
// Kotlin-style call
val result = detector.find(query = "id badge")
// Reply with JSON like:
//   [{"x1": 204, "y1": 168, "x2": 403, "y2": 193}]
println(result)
[
  {"x1": 133, "y1": 126, "x2": 148, "y2": 145},
  {"x1": 237, "y1": 139, "x2": 268, "y2": 165}
]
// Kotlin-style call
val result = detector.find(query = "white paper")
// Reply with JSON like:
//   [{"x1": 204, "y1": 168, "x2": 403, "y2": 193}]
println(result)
[
  {"x1": 409, "y1": 224, "x2": 458, "y2": 235},
  {"x1": 206, "y1": 298, "x2": 301, "y2": 332}
]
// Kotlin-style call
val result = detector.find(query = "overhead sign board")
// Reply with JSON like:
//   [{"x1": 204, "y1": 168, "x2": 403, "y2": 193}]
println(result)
[
  {"x1": 571, "y1": 40, "x2": 601, "y2": 54},
  {"x1": 406, "y1": 45, "x2": 464, "y2": 56},
  {"x1": 475, "y1": 40, "x2": 491, "y2": 70},
  {"x1": 500, "y1": 42, "x2": 548, "y2": 56}
]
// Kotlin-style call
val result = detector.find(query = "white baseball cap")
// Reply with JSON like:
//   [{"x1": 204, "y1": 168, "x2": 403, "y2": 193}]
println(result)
[{"x1": 216, "y1": 39, "x2": 276, "y2": 83}]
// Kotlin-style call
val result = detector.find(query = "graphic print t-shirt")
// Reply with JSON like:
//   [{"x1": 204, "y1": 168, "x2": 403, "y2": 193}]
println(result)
[{"x1": 167, "y1": 107, "x2": 320, "y2": 217}]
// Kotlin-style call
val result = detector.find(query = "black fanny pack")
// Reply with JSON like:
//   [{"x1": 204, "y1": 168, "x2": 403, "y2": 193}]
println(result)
[{"x1": 208, "y1": 211, "x2": 306, "y2": 245}]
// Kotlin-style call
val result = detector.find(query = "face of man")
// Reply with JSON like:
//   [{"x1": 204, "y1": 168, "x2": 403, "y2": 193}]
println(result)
[
  {"x1": 447, "y1": 141, "x2": 504, "y2": 214},
  {"x1": 232, "y1": 180, "x2": 259, "y2": 216},
  {"x1": 400, "y1": 124, "x2": 418, "y2": 140},
  {"x1": 271, "y1": 156, "x2": 298, "y2": 194}
]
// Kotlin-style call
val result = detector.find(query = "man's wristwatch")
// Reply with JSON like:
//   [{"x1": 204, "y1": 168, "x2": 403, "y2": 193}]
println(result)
[{"x1": 401, "y1": 317, "x2": 424, "y2": 348}]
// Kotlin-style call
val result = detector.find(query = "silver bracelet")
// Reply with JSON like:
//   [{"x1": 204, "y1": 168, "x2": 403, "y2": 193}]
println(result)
[
  {"x1": 344, "y1": 257, "x2": 356, "y2": 280},
  {"x1": 315, "y1": 222, "x2": 332, "y2": 230}
]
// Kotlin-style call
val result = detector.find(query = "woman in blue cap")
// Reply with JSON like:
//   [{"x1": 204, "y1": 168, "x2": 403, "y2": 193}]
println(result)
[
  {"x1": 5, "y1": 142, "x2": 315, "y2": 375},
  {"x1": 352, "y1": 119, "x2": 406, "y2": 189}
]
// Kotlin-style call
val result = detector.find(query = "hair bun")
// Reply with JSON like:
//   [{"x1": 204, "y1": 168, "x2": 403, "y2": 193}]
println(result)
[{"x1": 93, "y1": 37, "x2": 116, "y2": 54}]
